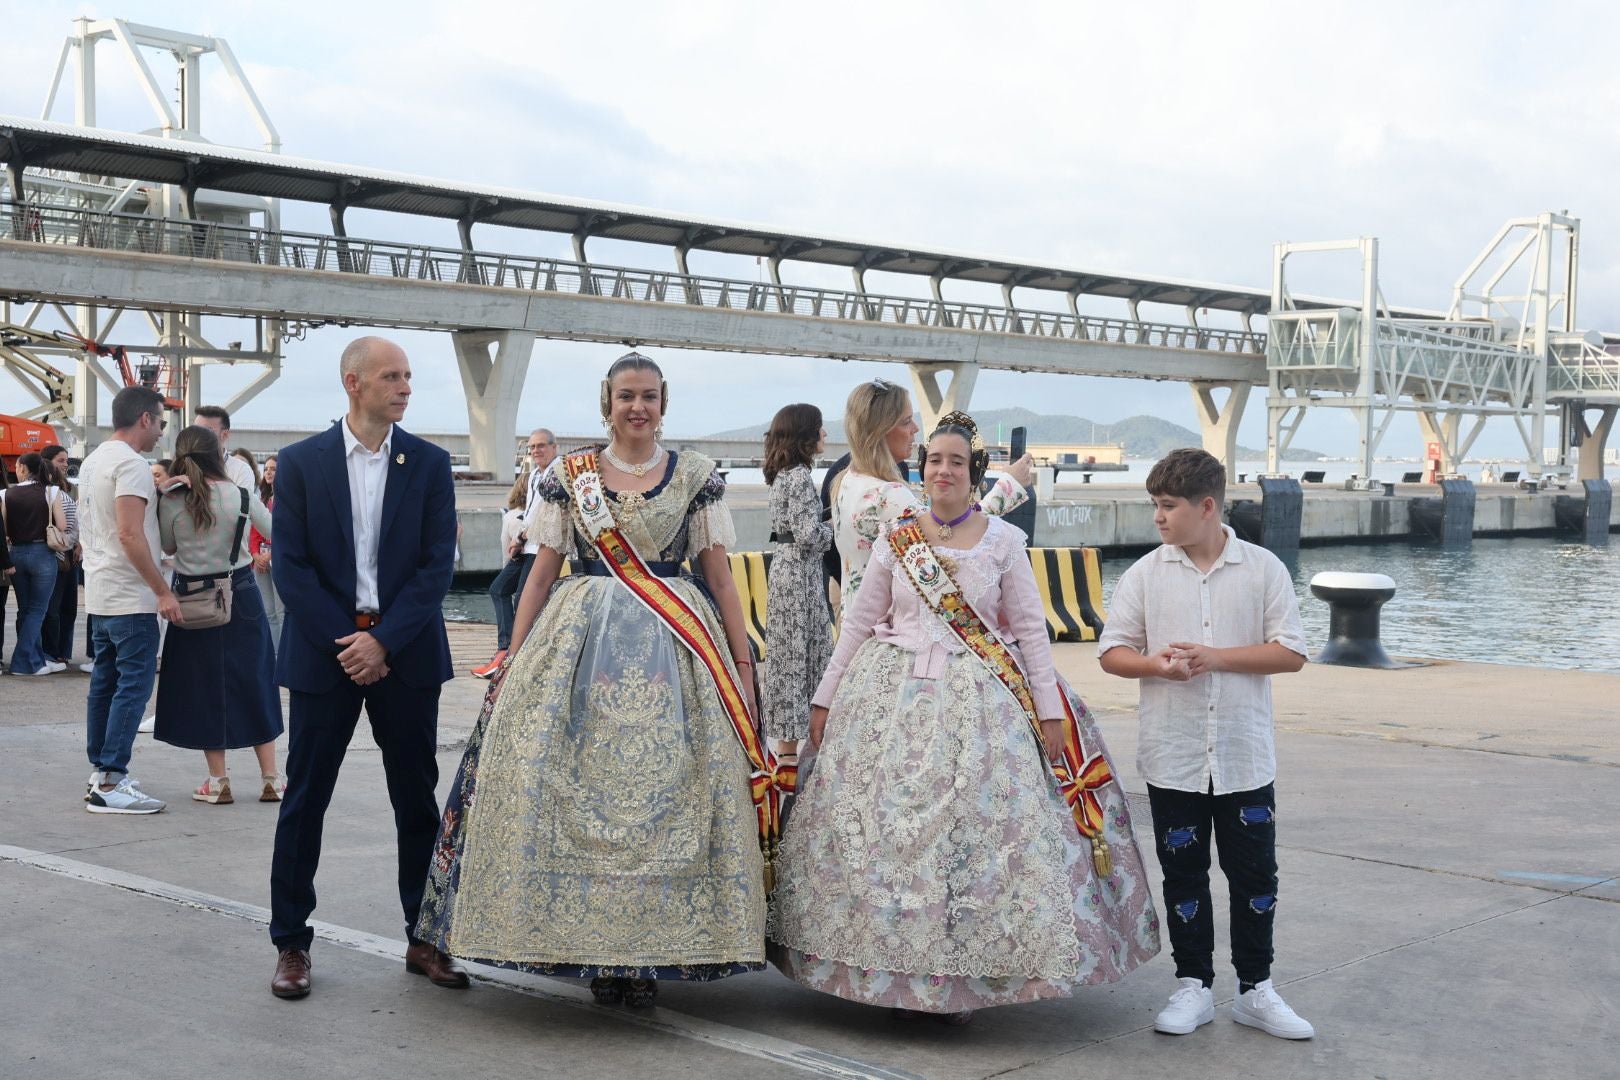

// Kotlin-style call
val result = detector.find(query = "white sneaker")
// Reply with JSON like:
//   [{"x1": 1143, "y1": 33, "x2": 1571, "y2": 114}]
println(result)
[
  {"x1": 29, "y1": 660, "x2": 67, "y2": 676},
  {"x1": 86, "y1": 776, "x2": 166, "y2": 815},
  {"x1": 78, "y1": 661, "x2": 95, "y2": 673},
  {"x1": 1232, "y1": 979, "x2": 1315, "y2": 1040},
  {"x1": 138, "y1": 715, "x2": 156, "y2": 734},
  {"x1": 1154, "y1": 977, "x2": 1215, "y2": 1035}
]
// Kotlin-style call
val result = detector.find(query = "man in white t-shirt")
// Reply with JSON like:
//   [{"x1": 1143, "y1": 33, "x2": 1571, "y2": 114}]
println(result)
[{"x1": 77, "y1": 386, "x2": 179, "y2": 815}]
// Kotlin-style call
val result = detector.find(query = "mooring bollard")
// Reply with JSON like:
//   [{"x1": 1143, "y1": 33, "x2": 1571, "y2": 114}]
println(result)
[{"x1": 1308, "y1": 571, "x2": 1413, "y2": 669}]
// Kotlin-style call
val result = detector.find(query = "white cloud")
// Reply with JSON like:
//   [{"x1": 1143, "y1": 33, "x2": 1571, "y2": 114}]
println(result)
[{"x1": 4, "y1": 0, "x2": 1619, "y2": 462}]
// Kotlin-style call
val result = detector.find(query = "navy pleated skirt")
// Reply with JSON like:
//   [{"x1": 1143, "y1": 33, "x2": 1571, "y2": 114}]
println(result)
[{"x1": 155, "y1": 565, "x2": 284, "y2": 750}]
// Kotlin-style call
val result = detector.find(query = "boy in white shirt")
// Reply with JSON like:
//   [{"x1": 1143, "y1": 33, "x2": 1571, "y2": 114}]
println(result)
[{"x1": 1098, "y1": 449, "x2": 1314, "y2": 1040}]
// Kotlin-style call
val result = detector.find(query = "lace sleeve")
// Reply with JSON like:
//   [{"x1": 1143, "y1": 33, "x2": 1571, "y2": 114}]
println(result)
[
  {"x1": 687, "y1": 498, "x2": 737, "y2": 553},
  {"x1": 528, "y1": 499, "x2": 575, "y2": 557}
]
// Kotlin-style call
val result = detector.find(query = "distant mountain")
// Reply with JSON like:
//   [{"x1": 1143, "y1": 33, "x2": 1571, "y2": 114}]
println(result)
[{"x1": 708, "y1": 407, "x2": 1323, "y2": 461}]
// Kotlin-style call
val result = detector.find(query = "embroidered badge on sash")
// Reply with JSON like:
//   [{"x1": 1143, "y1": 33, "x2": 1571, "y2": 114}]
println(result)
[{"x1": 570, "y1": 465, "x2": 614, "y2": 541}]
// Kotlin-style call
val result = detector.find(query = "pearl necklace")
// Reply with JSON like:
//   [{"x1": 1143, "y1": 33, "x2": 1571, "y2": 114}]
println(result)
[{"x1": 602, "y1": 442, "x2": 664, "y2": 478}]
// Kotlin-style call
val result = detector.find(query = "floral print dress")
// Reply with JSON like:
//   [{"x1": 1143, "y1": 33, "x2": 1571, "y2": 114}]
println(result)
[{"x1": 762, "y1": 464, "x2": 833, "y2": 741}]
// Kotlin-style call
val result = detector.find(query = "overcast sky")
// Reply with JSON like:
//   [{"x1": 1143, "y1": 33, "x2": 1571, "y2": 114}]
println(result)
[{"x1": 5, "y1": 0, "x2": 1618, "y2": 459}]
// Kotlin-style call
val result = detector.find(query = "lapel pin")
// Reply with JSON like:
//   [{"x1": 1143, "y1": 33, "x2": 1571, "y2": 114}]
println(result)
[{"x1": 395, "y1": 453, "x2": 406, "y2": 465}]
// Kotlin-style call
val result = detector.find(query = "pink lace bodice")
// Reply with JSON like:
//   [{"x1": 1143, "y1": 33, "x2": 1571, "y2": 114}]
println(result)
[{"x1": 813, "y1": 516, "x2": 1065, "y2": 718}]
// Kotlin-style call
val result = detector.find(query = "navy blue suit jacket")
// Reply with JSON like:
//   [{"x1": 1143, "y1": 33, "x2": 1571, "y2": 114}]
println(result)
[{"x1": 271, "y1": 422, "x2": 456, "y2": 694}]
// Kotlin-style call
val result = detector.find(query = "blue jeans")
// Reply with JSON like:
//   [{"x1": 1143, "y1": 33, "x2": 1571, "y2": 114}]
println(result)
[
  {"x1": 487, "y1": 553, "x2": 528, "y2": 651},
  {"x1": 8, "y1": 542, "x2": 57, "y2": 674},
  {"x1": 86, "y1": 613, "x2": 160, "y2": 778}
]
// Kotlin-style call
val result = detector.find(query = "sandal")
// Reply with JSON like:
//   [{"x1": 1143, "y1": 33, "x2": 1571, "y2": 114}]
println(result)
[
  {"x1": 192, "y1": 776, "x2": 233, "y2": 805},
  {"x1": 260, "y1": 774, "x2": 285, "y2": 802},
  {"x1": 589, "y1": 977, "x2": 625, "y2": 1005},
  {"x1": 623, "y1": 978, "x2": 657, "y2": 1008}
]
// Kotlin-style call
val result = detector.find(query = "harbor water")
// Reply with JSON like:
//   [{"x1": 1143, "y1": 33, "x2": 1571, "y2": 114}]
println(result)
[{"x1": 446, "y1": 534, "x2": 1619, "y2": 674}]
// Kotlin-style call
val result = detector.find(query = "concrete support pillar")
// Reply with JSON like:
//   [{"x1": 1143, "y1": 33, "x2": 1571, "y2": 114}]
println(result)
[
  {"x1": 1416, "y1": 410, "x2": 1459, "y2": 476},
  {"x1": 453, "y1": 330, "x2": 535, "y2": 477},
  {"x1": 908, "y1": 361, "x2": 979, "y2": 436},
  {"x1": 1573, "y1": 404, "x2": 1618, "y2": 482},
  {"x1": 1190, "y1": 380, "x2": 1251, "y2": 482}
]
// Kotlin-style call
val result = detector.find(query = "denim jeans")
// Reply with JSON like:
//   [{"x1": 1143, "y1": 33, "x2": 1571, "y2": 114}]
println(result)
[
  {"x1": 8, "y1": 541, "x2": 58, "y2": 674},
  {"x1": 42, "y1": 558, "x2": 78, "y2": 661},
  {"x1": 487, "y1": 553, "x2": 527, "y2": 651},
  {"x1": 1147, "y1": 781, "x2": 1279, "y2": 987},
  {"x1": 254, "y1": 568, "x2": 283, "y2": 659},
  {"x1": 85, "y1": 613, "x2": 160, "y2": 778}
]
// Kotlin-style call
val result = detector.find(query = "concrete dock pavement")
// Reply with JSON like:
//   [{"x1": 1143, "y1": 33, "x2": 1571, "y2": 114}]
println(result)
[{"x1": 1, "y1": 611, "x2": 1615, "y2": 1079}]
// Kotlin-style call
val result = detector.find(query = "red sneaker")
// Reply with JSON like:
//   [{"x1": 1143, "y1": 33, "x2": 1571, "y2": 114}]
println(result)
[{"x1": 471, "y1": 651, "x2": 507, "y2": 679}]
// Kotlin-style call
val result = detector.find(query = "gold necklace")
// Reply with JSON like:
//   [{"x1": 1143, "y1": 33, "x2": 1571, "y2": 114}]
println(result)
[{"x1": 603, "y1": 442, "x2": 664, "y2": 478}]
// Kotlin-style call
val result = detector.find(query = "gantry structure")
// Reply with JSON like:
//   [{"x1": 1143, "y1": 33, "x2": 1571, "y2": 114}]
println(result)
[{"x1": 2, "y1": 18, "x2": 1617, "y2": 480}]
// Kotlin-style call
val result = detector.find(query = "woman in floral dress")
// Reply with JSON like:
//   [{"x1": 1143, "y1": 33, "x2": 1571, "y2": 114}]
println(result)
[
  {"x1": 761, "y1": 404, "x2": 833, "y2": 759},
  {"x1": 769, "y1": 416, "x2": 1160, "y2": 1023},
  {"x1": 830, "y1": 379, "x2": 1032, "y2": 600},
  {"x1": 418, "y1": 352, "x2": 766, "y2": 1009}
]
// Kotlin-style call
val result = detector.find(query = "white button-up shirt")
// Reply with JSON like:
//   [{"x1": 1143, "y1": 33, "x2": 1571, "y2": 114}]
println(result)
[
  {"x1": 1097, "y1": 525, "x2": 1307, "y2": 795},
  {"x1": 342, "y1": 419, "x2": 392, "y2": 613},
  {"x1": 520, "y1": 464, "x2": 547, "y2": 556}
]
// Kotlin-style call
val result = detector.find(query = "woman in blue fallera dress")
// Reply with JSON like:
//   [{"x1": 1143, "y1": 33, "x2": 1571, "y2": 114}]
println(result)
[{"x1": 417, "y1": 353, "x2": 765, "y2": 1008}]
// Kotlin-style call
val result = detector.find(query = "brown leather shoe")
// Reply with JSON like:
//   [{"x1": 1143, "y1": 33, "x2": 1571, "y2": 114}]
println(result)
[
  {"x1": 405, "y1": 941, "x2": 469, "y2": 989},
  {"x1": 271, "y1": 948, "x2": 311, "y2": 999}
]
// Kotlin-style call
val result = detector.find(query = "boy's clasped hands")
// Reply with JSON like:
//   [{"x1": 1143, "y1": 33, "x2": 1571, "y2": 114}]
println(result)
[{"x1": 1149, "y1": 643, "x2": 1224, "y2": 681}]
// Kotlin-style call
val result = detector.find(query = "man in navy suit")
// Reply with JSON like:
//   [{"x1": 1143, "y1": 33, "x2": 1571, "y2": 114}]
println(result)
[{"x1": 267, "y1": 336, "x2": 466, "y2": 999}]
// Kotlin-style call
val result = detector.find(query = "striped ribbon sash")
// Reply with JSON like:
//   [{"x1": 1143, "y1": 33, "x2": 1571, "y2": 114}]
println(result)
[
  {"x1": 562, "y1": 451, "x2": 793, "y2": 889},
  {"x1": 887, "y1": 513, "x2": 1115, "y2": 877}
]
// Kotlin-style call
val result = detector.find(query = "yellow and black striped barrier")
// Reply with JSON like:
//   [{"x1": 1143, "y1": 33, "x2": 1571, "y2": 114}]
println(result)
[
  {"x1": 728, "y1": 551, "x2": 772, "y2": 661},
  {"x1": 1026, "y1": 547, "x2": 1108, "y2": 643}
]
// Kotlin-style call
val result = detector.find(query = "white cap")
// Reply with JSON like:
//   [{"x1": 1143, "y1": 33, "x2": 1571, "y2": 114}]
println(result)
[{"x1": 1310, "y1": 571, "x2": 1395, "y2": 591}]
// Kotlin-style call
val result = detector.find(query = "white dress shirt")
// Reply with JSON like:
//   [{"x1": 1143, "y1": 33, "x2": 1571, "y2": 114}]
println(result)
[
  {"x1": 1097, "y1": 525, "x2": 1308, "y2": 795},
  {"x1": 520, "y1": 463, "x2": 548, "y2": 556},
  {"x1": 342, "y1": 419, "x2": 392, "y2": 613}
]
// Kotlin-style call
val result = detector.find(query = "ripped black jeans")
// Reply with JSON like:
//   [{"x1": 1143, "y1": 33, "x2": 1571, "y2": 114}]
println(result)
[{"x1": 1146, "y1": 781, "x2": 1278, "y2": 987}]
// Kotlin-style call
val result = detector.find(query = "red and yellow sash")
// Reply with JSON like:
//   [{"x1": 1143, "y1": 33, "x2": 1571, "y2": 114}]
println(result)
[
  {"x1": 563, "y1": 451, "x2": 794, "y2": 889},
  {"x1": 887, "y1": 513, "x2": 1116, "y2": 877}
]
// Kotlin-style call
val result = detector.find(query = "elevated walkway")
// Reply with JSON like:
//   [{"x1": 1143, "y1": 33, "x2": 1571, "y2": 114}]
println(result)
[{"x1": 0, "y1": 203, "x2": 1265, "y2": 382}]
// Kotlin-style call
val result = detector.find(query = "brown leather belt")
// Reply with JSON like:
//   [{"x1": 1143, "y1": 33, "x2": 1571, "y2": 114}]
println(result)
[{"x1": 355, "y1": 612, "x2": 381, "y2": 630}]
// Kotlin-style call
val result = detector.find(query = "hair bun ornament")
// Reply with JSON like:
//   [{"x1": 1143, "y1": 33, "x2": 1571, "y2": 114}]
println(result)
[{"x1": 934, "y1": 410, "x2": 986, "y2": 452}]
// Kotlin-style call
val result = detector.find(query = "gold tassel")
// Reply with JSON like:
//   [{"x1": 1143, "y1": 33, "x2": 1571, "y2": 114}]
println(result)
[
  {"x1": 1091, "y1": 837, "x2": 1114, "y2": 878},
  {"x1": 762, "y1": 838, "x2": 777, "y2": 894}
]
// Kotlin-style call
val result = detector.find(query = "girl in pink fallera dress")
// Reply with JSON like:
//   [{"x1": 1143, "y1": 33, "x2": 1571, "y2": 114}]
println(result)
[{"x1": 769, "y1": 414, "x2": 1159, "y2": 1024}]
